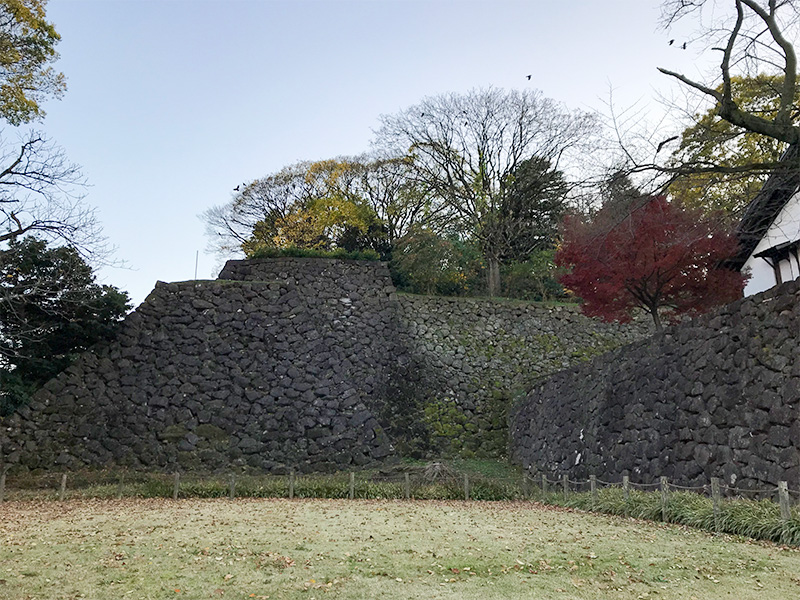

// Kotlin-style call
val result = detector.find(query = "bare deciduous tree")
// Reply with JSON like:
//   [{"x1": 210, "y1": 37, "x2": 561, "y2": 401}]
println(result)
[
  {"x1": 0, "y1": 131, "x2": 103, "y2": 259},
  {"x1": 202, "y1": 161, "x2": 312, "y2": 259},
  {"x1": 659, "y1": 0, "x2": 799, "y2": 147},
  {"x1": 375, "y1": 87, "x2": 597, "y2": 296}
]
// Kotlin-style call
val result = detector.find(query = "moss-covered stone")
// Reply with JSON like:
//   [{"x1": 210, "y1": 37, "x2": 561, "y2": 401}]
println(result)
[
  {"x1": 0, "y1": 258, "x2": 650, "y2": 474},
  {"x1": 159, "y1": 425, "x2": 188, "y2": 443},
  {"x1": 195, "y1": 424, "x2": 229, "y2": 442}
]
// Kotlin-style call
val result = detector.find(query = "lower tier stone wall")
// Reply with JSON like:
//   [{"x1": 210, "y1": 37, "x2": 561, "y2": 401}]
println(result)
[
  {"x1": 0, "y1": 278, "x2": 406, "y2": 473},
  {"x1": 510, "y1": 279, "x2": 800, "y2": 490}
]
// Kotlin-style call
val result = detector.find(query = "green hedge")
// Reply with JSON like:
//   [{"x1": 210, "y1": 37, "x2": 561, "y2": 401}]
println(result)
[{"x1": 538, "y1": 486, "x2": 800, "y2": 546}]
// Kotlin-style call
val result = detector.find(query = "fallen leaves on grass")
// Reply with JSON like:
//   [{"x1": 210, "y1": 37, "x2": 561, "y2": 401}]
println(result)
[
  {"x1": 3, "y1": 498, "x2": 800, "y2": 600},
  {"x1": 256, "y1": 552, "x2": 295, "y2": 570}
]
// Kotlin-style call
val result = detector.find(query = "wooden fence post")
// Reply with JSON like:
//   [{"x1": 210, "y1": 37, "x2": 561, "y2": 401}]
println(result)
[
  {"x1": 660, "y1": 476, "x2": 669, "y2": 522},
  {"x1": 710, "y1": 477, "x2": 721, "y2": 533},
  {"x1": 228, "y1": 473, "x2": 236, "y2": 499},
  {"x1": 289, "y1": 471, "x2": 295, "y2": 499},
  {"x1": 463, "y1": 474, "x2": 470, "y2": 501},
  {"x1": 778, "y1": 481, "x2": 791, "y2": 522},
  {"x1": 522, "y1": 475, "x2": 529, "y2": 500},
  {"x1": 349, "y1": 472, "x2": 355, "y2": 500},
  {"x1": 404, "y1": 473, "x2": 410, "y2": 500},
  {"x1": 562, "y1": 474, "x2": 569, "y2": 503},
  {"x1": 172, "y1": 472, "x2": 180, "y2": 500},
  {"x1": 59, "y1": 473, "x2": 67, "y2": 501},
  {"x1": 117, "y1": 472, "x2": 125, "y2": 499},
  {"x1": 0, "y1": 466, "x2": 7, "y2": 503},
  {"x1": 590, "y1": 475, "x2": 597, "y2": 508},
  {"x1": 622, "y1": 475, "x2": 630, "y2": 501},
  {"x1": 541, "y1": 474, "x2": 548, "y2": 495}
]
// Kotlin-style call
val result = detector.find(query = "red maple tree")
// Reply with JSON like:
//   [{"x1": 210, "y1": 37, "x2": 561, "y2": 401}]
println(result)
[{"x1": 555, "y1": 196, "x2": 747, "y2": 331}]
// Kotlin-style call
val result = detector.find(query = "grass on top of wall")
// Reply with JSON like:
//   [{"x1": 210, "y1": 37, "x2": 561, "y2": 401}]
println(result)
[{"x1": 247, "y1": 246, "x2": 381, "y2": 261}]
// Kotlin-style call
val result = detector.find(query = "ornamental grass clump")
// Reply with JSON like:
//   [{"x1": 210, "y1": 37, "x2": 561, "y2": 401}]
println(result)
[{"x1": 540, "y1": 485, "x2": 800, "y2": 546}]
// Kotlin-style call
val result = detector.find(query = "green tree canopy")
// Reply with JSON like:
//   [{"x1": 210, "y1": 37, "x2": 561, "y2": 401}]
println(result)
[
  {"x1": 205, "y1": 155, "x2": 433, "y2": 260},
  {"x1": 239, "y1": 159, "x2": 387, "y2": 255},
  {"x1": 389, "y1": 226, "x2": 483, "y2": 296},
  {"x1": 0, "y1": 237, "x2": 130, "y2": 414},
  {"x1": 495, "y1": 156, "x2": 569, "y2": 262}
]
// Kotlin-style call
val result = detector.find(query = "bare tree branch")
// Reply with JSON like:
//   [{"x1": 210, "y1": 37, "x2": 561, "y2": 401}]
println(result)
[
  {"x1": 0, "y1": 130, "x2": 106, "y2": 262},
  {"x1": 601, "y1": 0, "x2": 800, "y2": 212},
  {"x1": 658, "y1": 68, "x2": 724, "y2": 101},
  {"x1": 375, "y1": 87, "x2": 598, "y2": 295}
]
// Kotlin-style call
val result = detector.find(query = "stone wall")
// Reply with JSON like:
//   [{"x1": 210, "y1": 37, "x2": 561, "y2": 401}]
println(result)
[
  {"x1": 0, "y1": 263, "x2": 411, "y2": 473},
  {"x1": 217, "y1": 258, "x2": 395, "y2": 298},
  {"x1": 0, "y1": 258, "x2": 648, "y2": 473},
  {"x1": 395, "y1": 295, "x2": 649, "y2": 456},
  {"x1": 510, "y1": 279, "x2": 800, "y2": 490}
]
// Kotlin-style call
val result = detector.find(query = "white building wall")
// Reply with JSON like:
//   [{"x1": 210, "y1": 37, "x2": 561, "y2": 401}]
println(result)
[{"x1": 743, "y1": 189, "x2": 800, "y2": 296}]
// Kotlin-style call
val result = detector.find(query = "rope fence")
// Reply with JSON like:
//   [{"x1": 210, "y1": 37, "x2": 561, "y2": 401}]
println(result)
[
  {"x1": 0, "y1": 466, "x2": 798, "y2": 544},
  {"x1": 1, "y1": 469, "x2": 792, "y2": 503},
  {"x1": 0, "y1": 468, "x2": 538, "y2": 503}
]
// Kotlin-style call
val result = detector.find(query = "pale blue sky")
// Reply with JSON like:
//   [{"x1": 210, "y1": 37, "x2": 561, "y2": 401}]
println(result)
[{"x1": 38, "y1": 0, "x2": 705, "y2": 306}]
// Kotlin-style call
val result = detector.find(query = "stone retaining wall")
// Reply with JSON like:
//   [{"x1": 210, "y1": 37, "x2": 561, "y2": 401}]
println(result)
[
  {"x1": 510, "y1": 279, "x2": 800, "y2": 489},
  {"x1": 0, "y1": 275, "x2": 407, "y2": 473},
  {"x1": 0, "y1": 258, "x2": 649, "y2": 473},
  {"x1": 395, "y1": 295, "x2": 649, "y2": 456}
]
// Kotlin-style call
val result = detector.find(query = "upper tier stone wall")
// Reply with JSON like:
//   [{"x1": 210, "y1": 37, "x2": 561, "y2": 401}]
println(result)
[
  {"x1": 510, "y1": 279, "x2": 800, "y2": 490},
  {"x1": 218, "y1": 258, "x2": 395, "y2": 298},
  {"x1": 394, "y1": 295, "x2": 650, "y2": 455}
]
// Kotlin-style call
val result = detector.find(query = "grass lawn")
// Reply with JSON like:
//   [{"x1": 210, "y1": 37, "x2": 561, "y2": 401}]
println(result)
[{"x1": 1, "y1": 498, "x2": 799, "y2": 599}]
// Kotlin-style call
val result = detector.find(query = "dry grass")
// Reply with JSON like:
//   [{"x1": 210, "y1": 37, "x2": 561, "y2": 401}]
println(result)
[{"x1": 1, "y1": 497, "x2": 799, "y2": 599}]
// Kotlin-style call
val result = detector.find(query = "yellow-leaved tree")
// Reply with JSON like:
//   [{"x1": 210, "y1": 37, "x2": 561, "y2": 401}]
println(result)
[
  {"x1": 0, "y1": 0, "x2": 66, "y2": 125},
  {"x1": 669, "y1": 75, "x2": 797, "y2": 219}
]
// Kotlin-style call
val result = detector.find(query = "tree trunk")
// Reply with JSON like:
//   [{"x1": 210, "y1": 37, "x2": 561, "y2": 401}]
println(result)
[
  {"x1": 487, "y1": 257, "x2": 501, "y2": 297},
  {"x1": 650, "y1": 305, "x2": 663, "y2": 332}
]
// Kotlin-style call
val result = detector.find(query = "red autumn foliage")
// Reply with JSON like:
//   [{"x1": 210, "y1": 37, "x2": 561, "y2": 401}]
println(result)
[{"x1": 555, "y1": 196, "x2": 748, "y2": 331}]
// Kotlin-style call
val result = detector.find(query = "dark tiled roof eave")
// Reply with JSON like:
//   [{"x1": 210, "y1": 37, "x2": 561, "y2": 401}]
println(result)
[{"x1": 731, "y1": 143, "x2": 800, "y2": 271}]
